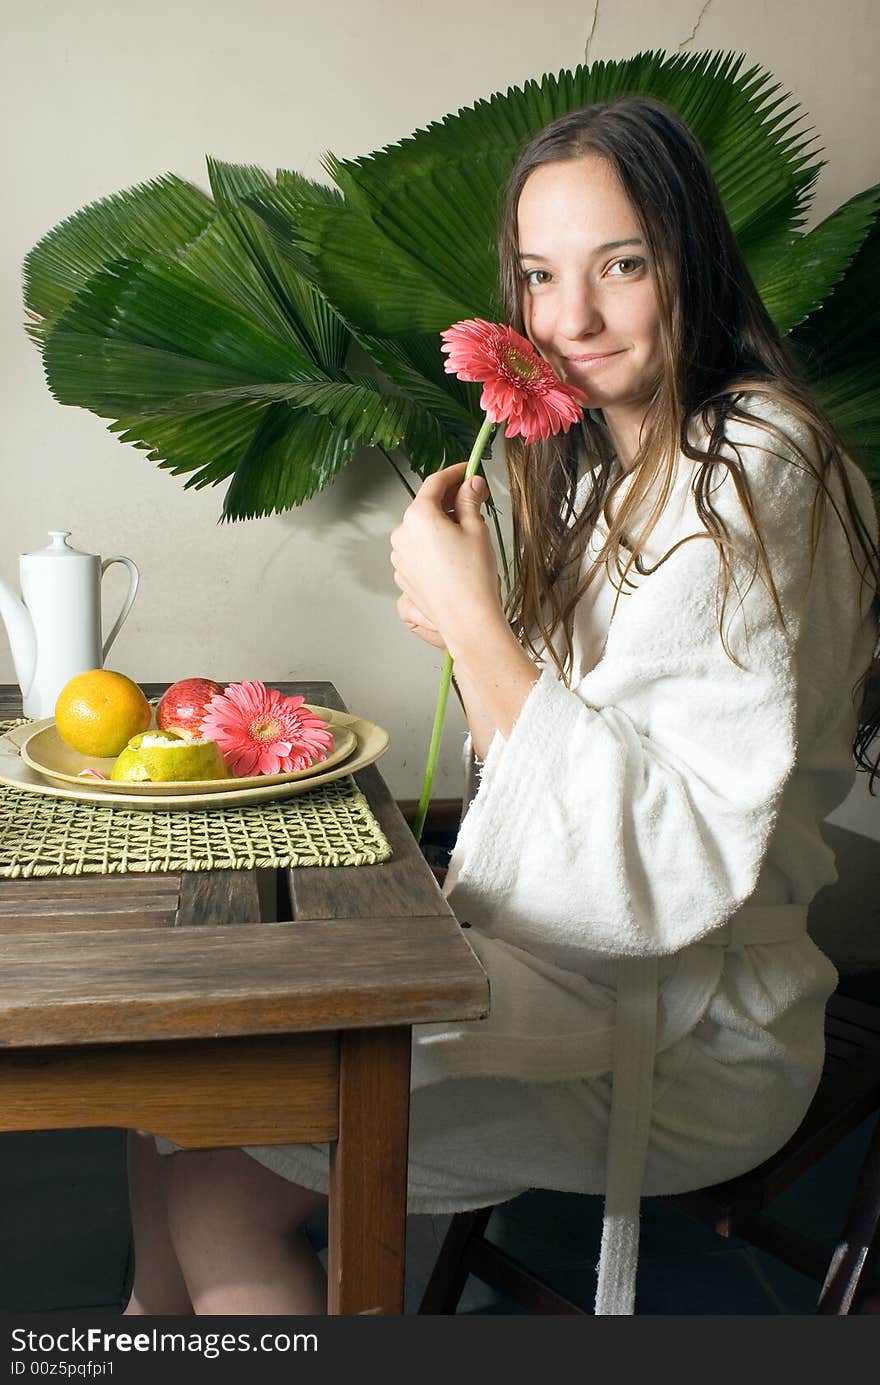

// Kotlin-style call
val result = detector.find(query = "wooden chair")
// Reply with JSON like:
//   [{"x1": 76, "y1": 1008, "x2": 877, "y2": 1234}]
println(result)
[{"x1": 414, "y1": 819, "x2": 880, "y2": 1315}]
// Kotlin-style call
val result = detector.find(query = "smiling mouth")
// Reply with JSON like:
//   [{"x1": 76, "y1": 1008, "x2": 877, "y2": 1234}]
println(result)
[{"x1": 566, "y1": 350, "x2": 623, "y2": 365}]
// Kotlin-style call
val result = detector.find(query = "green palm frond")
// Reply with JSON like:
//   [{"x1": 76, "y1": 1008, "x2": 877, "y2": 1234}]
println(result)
[
  {"x1": 117, "y1": 397, "x2": 364, "y2": 516},
  {"x1": 220, "y1": 405, "x2": 357, "y2": 519},
  {"x1": 23, "y1": 175, "x2": 215, "y2": 335},
  {"x1": 180, "y1": 206, "x2": 345, "y2": 367},
  {"x1": 790, "y1": 212, "x2": 880, "y2": 483},
  {"x1": 758, "y1": 186, "x2": 880, "y2": 335},
  {"x1": 294, "y1": 50, "x2": 824, "y2": 335},
  {"x1": 206, "y1": 157, "x2": 274, "y2": 209},
  {"x1": 23, "y1": 50, "x2": 879, "y2": 517},
  {"x1": 354, "y1": 334, "x2": 481, "y2": 474},
  {"x1": 790, "y1": 208, "x2": 880, "y2": 374},
  {"x1": 38, "y1": 221, "x2": 472, "y2": 506},
  {"x1": 111, "y1": 401, "x2": 264, "y2": 489},
  {"x1": 148, "y1": 373, "x2": 466, "y2": 469},
  {"x1": 271, "y1": 190, "x2": 479, "y2": 334},
  {"x1": 42, "y1": 255, "x2": 318, "y2": 414}
]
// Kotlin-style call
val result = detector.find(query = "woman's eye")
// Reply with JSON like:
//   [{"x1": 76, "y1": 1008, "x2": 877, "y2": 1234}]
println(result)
[
  {"x1": 607, "y1": 257, "x2": 644, "y2": 277},
  {"x1": 523, "y1": 269, "x2": 551, "y2": 287}
]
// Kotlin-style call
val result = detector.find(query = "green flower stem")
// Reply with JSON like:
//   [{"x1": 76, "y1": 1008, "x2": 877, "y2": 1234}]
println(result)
[{"x1": 412, "y1": 412, "x2": 495, "y2": 844}]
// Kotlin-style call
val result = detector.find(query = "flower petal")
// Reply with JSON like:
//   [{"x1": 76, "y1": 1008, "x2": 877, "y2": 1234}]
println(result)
[{"x1": 443, "y1": 318, "x2": 585, "y2": 441}]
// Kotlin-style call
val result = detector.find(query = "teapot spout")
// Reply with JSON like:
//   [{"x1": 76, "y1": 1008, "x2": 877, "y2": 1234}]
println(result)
[{"x1": 0, "y1": 577, "x2": 36, "y2": 697}]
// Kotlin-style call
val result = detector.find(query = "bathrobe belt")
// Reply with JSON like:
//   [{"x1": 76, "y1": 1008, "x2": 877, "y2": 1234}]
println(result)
[{"x1": 593, "y1": 904, "x2": 810, "y2": 1316}]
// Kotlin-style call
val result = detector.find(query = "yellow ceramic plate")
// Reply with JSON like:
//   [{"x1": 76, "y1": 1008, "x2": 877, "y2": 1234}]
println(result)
[
  {"x1": 20, "y1": 707, "x2": 357, "y2": 795},
  {"x1": 0, "y1": 708, "x2": 389, "y2": 811}
]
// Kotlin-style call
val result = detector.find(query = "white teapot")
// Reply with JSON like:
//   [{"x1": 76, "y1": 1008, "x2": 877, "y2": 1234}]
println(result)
[{"x1": 0, "y1": 531, "x2": 139, "y2": 718}]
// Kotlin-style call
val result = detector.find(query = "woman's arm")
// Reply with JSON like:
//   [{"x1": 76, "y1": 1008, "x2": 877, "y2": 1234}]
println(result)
[
  {"x1": 448, "y1": 623, "x2": 540, "y2": 760},
  {"x1": 391, "y1": 462, "x2": 539, "y2": 759},
  {"x1": 394, "y1": 594, "x2": 511, "y2": 760}
]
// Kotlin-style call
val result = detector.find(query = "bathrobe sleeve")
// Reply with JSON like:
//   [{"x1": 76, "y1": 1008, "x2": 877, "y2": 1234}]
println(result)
[{"x1": 449, "y1": 410, "x2": 851, "y2": 959}]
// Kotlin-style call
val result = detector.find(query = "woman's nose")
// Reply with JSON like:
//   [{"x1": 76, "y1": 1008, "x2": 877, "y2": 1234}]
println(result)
[{"x1": 556, "y1": 283, "x2": 604, "y2": 340}]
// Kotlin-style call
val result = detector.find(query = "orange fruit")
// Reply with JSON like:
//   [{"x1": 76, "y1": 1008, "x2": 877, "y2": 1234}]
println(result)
[{"x1": 55, "y1": 669, "x2": 152, "y2": 757}]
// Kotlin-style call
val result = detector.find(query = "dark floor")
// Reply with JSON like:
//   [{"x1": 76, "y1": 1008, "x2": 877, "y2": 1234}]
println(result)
[{"x1": 1, "y1": 1113, "x2": 877, "y2": 1315}]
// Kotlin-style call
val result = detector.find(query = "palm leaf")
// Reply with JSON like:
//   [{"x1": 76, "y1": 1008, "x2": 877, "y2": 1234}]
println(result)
[
  {"x1": 242, "y1": 173, "x2": 357, "y2": 367},
  {"x1": 43, "y1": 329, "x2": 274, "y2": 412},
  {"x1": 757, "y1": 186, "x2": 880, "y2": 334},
  {"x1": 245, "y1": 179, "x2": 491, "y2": 466},
  {"x1": 243, "y1": 171, "x2": 344, "y2": 283},
  {"x1": 790, "y1": 208, "x2": 880, "y2": 375},
  {"x1": 812, "y1": 366, "x2": 880, "y2": 491},
  {"x1": 25, "y1": 51, "x2": 878, "y2": 516},
  {"x1": 220, "y1": 404, "x2": 356, "y2": 519},
  {"x1": 23, "y1": 175, "x2": 215, "y2": 334},
  {"x1": 206, "y1": 156, "x2": 274, "y2": 209},
  {"x1": 193, "y1": 164, "x2": 350, "y2": 370},
  {"x1": 354, "y1": 333, "x2": 481, "y2": 474},
  {"x1": 111, "y1": 401, "x2": 263, "y2": 489},
  {"x1": 39, "y1": 248, "x2": 350, "y2": 506},
  {"x1": 278, "y1": 194, "x2": 478, "y2": 335},
  {"x1": 790, "y1": 213, "x2": 880, "y2": 484},
  {"x1": 30, "y1": 168, "x2": 422, "y2": 515},
  {"x1": 42, "y1": 255, "x2": 318, "y2": 415},
  {"x1": 146, "y1": 374, "x2": 465, "y2": 472},
  {"x1": 176, "y1": 206, "x2": 341, "y2": 366},
  {"x1": 294, "y1": 50, "x2": 824, "y2": 335}
]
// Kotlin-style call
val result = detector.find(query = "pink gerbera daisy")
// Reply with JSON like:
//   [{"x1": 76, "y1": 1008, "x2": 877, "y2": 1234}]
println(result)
[
  {"x1": 199, "y1": 680, "x2": 334, "y2": 777},
  {"x1": 440, "y1": 319, "x2": 588, "y2": 444}
]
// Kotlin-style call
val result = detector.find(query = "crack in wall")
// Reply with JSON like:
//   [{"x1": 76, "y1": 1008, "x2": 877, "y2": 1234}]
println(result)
[
  {"x1": 584, "y1": 0, "x2": 601, "y2": 66},
  {"x1": 678, "y1": 0, "x2": 715, "y2": 50}
]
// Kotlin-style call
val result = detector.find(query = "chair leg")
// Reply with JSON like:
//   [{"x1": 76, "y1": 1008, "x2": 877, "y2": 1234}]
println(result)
[
  {"x1": 817, "y1": 1110, "x2": 880, "y2": 1314},
  {"x1": 418, "y1": 1207, "x2": 494, "y2": 1314}
]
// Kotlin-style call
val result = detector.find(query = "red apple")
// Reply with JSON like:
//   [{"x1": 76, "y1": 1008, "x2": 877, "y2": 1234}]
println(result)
[{"x1": 156, "y1": 678, "x2": 224, "y2": 739}]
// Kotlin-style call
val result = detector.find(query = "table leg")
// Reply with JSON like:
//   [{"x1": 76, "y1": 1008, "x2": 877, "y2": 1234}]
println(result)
[{"x1": 327, "y1": 1026, "x2": 412, "y2": 1315}]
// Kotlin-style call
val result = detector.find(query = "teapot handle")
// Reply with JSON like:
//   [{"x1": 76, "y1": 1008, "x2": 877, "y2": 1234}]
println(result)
[{"x1": 100, "y1": 556, "x2": 140, "y2": 659}]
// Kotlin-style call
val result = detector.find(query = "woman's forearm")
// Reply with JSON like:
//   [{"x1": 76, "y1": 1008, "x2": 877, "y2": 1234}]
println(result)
[
  {"x1": 452, "y1": 663, "x2": 501, "y2": 762},
  {"x1": 447, "y1": 617, "x2": 541, "y2": 760}
]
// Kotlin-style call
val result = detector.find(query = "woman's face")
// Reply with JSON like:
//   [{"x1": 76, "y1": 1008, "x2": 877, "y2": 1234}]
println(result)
[{"x1": 516, "y1": 156, "x2": 664, "y2": 441}]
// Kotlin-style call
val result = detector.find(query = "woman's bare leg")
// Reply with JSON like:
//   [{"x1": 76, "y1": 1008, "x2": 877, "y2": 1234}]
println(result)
[
  {"x1": 124, "y1": 1132, "x2": 193, "y2": 1315},
  {"x1": 164, "y1": 1148, "x2": 328, "y2": 1315}
]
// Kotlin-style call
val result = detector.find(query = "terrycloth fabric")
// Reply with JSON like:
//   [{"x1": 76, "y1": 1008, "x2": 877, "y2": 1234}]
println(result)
[{"x1": 414, "y1": 392, "x2": 878, "y2": 1312}]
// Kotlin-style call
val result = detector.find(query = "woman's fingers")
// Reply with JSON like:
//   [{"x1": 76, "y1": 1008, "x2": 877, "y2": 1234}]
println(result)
[
  {"x1": 453, "y1": 472, "x2": 488, "y2": 527},
  {"x1": 414, "y1": 462, "x2": 470, "y2": 511},
  {"x1": 397, "y1": 593, "x2": 437, "y2": 630},
  {"x1": 396, "y1": 594, "x2": 446, "y2": 649}
]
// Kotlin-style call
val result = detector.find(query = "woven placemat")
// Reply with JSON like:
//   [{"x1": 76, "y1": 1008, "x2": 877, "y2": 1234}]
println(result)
[{"x1": 0, "y1": 720, "x2": 392, "y2": 878}]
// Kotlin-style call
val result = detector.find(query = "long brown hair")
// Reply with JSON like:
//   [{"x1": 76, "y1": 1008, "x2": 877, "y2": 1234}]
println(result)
[{"x1": 497, "y1": 96, "x2": 880, "y2": 787}]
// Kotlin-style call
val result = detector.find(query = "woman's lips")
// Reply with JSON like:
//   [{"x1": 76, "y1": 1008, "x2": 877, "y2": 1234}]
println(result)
[{"x1": 565, "y1": 350, "x2": 624, "y2": 371}]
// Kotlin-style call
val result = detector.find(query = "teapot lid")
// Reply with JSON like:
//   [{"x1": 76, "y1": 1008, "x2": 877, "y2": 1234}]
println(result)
[{"x1": 23, "y1": 531, "x2": 95, "y2": 560}]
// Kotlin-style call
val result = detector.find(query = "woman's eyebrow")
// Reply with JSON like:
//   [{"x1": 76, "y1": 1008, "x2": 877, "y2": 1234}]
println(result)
[{"x1": 517, "y1": 237, "x2": 644, "y2": 261}]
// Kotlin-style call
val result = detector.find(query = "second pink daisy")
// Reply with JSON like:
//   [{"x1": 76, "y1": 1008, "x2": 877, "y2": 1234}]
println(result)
[{"x1": 200, "y1": 680, "x2": 334, "y2": 777}]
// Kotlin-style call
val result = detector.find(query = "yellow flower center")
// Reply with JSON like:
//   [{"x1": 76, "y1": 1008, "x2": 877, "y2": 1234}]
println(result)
[
  {"x1": 503, "y1": 347, "x2": 542, "y2": 383},
  {"x1": 250, "y1": 716, "x2": 284, "y2": 742}
]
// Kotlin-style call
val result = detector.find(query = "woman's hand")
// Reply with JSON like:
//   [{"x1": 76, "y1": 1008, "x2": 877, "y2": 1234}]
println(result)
[
  {"x1": 396, "y1": 593, "x2": 447, "y2": 650},
  {"x1": 390, "y1": 462, "x2": 505, "y2": 653}
]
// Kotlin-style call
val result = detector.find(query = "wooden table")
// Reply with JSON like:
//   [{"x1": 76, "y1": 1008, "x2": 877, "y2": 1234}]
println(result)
[{"x1": 0, "y1": 681, "x2": 489, "y2": 1314}]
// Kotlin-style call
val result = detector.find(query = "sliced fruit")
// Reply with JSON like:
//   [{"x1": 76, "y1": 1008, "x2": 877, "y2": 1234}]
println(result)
[{"x1": 110, "y1": 730, "x2": 230, "y2": 783}]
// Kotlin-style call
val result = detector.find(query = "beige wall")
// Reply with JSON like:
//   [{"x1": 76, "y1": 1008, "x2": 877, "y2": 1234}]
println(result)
[{"x1": 2, "y1": 0, "x2": 879, "y2": 834}]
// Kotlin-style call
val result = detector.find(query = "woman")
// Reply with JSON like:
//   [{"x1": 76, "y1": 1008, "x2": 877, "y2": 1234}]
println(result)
[{"x1": 126, "y1": 96, "x2": 880, "y2": 1316}]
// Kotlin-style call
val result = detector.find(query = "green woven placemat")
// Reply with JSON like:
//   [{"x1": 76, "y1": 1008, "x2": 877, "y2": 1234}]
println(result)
[{"x1": 0, "y1": 720, "x2": 392, "y2": 878}]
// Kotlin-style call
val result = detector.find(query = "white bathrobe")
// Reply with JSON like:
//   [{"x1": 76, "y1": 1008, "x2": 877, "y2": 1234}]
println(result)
[{"x1": 240, "y1": 392, "x2": 878, "y2": 1314}]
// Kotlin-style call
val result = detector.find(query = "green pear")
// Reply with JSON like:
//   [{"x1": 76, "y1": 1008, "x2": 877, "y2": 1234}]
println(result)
[{"x1": 110, "y1": 730, "x2": 230, "y2": 783}]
